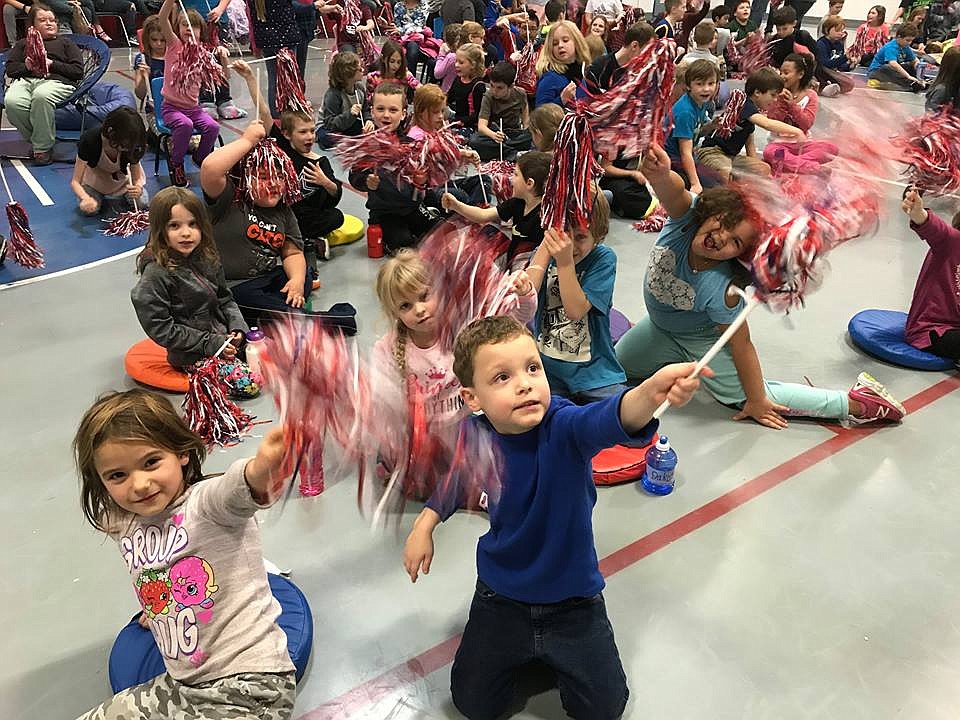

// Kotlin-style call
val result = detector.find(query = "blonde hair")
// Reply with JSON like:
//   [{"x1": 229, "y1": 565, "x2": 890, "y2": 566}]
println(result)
[
  {"x1": 73, "y1": 389, "x2": 206, "y2": 532},
  {"x1": 585, "y1": 33, "x2": 606, "y2": 61},
  {"x1": 460, "y1": 21, "x2": 485, "y2": 44},
  {"x1": 529, "y1": 102, "x2": 564, "y2": 151},
  {"x1": 141, "y1": 186, "x2": 218, "y2": 272},
  {"x1": 412, "y1": 83, "x2": 447, "y2": 128},
  {"x1": 375, "y1": 249, "x2": 432, "y2": 373},
  {"x1": 456, "y1": 43, "x2": 485, "y2": 80},
  {"x1": 536, "y1": 20, "x2": 591, "y2": 76}
]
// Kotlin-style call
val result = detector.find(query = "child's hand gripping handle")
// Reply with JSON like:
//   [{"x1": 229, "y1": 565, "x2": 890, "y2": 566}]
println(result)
[{"x1": 652, "y1": 286, "x2": 761, "y2": 420}]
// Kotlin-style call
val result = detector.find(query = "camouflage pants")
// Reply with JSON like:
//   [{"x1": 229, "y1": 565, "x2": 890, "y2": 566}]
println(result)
[{"x1": 76, "y1": 671, "x2": 296, "y2": 720}]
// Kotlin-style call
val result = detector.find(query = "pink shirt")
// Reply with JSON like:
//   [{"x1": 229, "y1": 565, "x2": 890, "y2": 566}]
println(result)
[
  {"x1": 161, "y1": 35, "x2": 200, "y2": 110},
  {"x1": 406, "y1": 124, "x2": 427, "y2": 140},
  {"x1": 906, "y1": 211, "x2": 960, "y2": 349},
  {"x1": 434, "y1": 50, "x2": 457, "y2": 93}
]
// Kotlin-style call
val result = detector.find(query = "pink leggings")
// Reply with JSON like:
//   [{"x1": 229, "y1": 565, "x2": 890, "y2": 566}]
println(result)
[
  {"x1": 763, "y1": 141, "x2": 839, "y2": 175},
  {"x1": 160, "y1": 103, "x2": 220, "y2": 167}
]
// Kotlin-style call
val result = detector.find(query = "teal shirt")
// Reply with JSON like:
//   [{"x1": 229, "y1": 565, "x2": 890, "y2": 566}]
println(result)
[{"x1": 664, "y1": 93, "x2": 714, "y2": 161}]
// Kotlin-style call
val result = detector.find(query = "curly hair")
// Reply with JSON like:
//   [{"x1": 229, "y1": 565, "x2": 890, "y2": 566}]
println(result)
[
  {"x1": 691, "y1": 186, "x2": 754, "y2": 232},
  {"x1": 329, "y1": 51, "x2": 362, "y2": 91}
]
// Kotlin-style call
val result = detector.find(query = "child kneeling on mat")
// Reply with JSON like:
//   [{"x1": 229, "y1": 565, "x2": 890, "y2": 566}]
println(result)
[
  {"x1": 131, "y1": 186, "x2": 261, "y2": 398},
  {"x1": 72, "y1": 391, "x2": 296, "y2": 719},
  {"x1": 902, "y1": 188, "x2": 960, "y2": 361},
  {"x1": 404, "y1": 315, "x2": 705, "y2": 720},
  {"x1": 72, "y1": 107, "x2": 149, "y2": 217}
]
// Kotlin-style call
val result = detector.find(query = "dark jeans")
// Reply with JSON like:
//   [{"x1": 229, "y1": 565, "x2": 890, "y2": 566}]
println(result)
[
  {"x1": 231, "y1": 265, "x2": 316, "y2": 325},
  {"x1": 469, "y1": 128, "x2": 533, "y2": 162},
  {"x1": 451, "y1": 580, "x2": 628, "y2": 720},
  {"x1": 929, "y1": 329, "x2": 960, "y2": 360},
  {"x1": 448, "y1": 174, "x2": 493, "y2": 206},
  {"x1": 371, "y1": 205, "x2": 442, "y2": 253},
  {"x1": 748, "y1": 0, "x2": 767, "y2": 29},
  {"x1": 405, "y1": 40, "x2": 436, "y2": 80}
]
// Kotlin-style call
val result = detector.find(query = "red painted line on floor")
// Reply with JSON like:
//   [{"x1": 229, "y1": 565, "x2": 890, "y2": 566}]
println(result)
[{"x1": 296, "y1": 373, "x2": 960, "y2": 720}]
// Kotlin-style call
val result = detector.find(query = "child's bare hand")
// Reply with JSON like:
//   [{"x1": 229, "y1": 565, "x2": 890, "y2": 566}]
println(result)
[
  {"x1": 511, "y1": 269, "x2": 533, "y2": 296},
  {"x1": 460, "y1": 148, "x2": 480, "y2": 165},
  {"x1": 365, "y1": 173, "x2": 380, "y2": 191},
  {"x1": 733, "y1": 396, "x2": 790, "y2": 429},
  {"x1": 441, "y1": 192, "x2": 458, "y2": 210},
  {"x1": 350, "y1": 103, "x2": 362, "y2": 116},
  {"x1": 242, "y1": 119, "x2": 266, "y2": 145},
  {"x1": 78, "y1": 195, "x2": 98, "y2": 214},
  {"x1": 641, "y1": 144, "x2": 671, "y2": 176},
  {"x1": 403, "y1": 528, "x2": 434, "y2": 583},
  {"x1": 631, "y1": 170, "x2": 647, "y2": 185},
  {"x1": 543, "y1": 227, "x2": 574, "y2": 265},
  {"x1": 362, "y1": 120, "x2": 375, "y2": 134},
  {"x1": 560, "y1": 81, "x2": 577, "y2": 104},
  {"x1": 787, "y1": 126, "x2": 806, "y2": 141},
  {"x1": 222, "y1": 342, "x2": 238, "y2": 360},
  {"x1": 245, "y1": 426, "x2": 289, "y2": 500},
  {"x1": 649, "y1": 362, "x2": 712, "y2": 409},
  {"x1": 493, "y1": 130, "x2": 506, "y2": 143},
  {"x1": 230, "y1": 59, "x2": 253, "y2": 78},
  {"x1": 303, "y1": 162, "x2": 328, "y2": 186},
  {"x1": 126, "y1": 182, "x2": 144, "y2": 200},
  {"x1": 902, "y1": 187, "x2": 928, "y2": 225},
  {"x1": 279, "y1": 278, "x2": 305, "y2": 307}
]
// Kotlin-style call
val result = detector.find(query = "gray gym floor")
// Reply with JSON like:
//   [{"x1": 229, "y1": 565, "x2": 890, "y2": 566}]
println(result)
[{"x1": 1, "y1": 32, "x2": 959, "y2": 720}]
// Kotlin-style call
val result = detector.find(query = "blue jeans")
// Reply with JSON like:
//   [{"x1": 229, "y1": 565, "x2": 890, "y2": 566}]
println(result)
[{"x1": 451, "y1": 580, "x2": 629, "y2": 720}]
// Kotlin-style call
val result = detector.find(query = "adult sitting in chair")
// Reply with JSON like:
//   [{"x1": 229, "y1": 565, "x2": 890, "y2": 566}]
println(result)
[{"x1": 4, "y1": 3, "x2": 83, "y2": 164}]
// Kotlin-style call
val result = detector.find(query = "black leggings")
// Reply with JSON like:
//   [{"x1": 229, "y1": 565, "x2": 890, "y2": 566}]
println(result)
[{"x1": 929, "y1": 329, "x2": 960, "y2": 360}]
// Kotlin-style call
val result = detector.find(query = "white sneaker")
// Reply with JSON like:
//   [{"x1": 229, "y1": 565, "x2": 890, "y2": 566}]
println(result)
[{"x1": 821, "y1": 82, "x2": 841, "y2": 98}]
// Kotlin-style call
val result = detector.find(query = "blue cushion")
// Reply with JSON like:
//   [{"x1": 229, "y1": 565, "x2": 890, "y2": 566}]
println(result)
[
  {"x1": 55, "y1": 83, "x2": 136, "y2": 130},
  {"x1": 848, "y1": 309, "x2": 954, "y2": 371},
  {"x1": 108, "y1": 574, "x2": 313, "y2": 693}
]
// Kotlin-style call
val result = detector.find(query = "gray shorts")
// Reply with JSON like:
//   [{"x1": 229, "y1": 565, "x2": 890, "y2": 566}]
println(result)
[{"x1": 81, "y1": 183, "x2": 150, "y2": 216}]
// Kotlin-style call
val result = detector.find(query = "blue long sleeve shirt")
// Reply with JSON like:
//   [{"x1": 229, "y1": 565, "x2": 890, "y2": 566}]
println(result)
[{"x1": 427, "y1": 392, "x2": 658, "y2": 603}]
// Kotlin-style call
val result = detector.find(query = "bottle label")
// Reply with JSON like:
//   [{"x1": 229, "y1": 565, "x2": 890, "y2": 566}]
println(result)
[{"x1": 646, "y1": 468, "x2": 675, "y2": 486}]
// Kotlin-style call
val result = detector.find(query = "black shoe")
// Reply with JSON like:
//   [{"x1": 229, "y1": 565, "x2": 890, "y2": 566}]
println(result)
[{"x1": 311, "y1": 301, "x2": 358, "y2": 336}]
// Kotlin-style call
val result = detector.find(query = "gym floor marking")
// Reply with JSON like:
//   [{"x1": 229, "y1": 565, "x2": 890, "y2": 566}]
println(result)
[{"x1": 11, "y1": 159, "x2": 54, "y2": 206}]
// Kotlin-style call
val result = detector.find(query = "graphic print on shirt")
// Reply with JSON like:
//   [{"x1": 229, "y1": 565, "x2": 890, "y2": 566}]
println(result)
[
  {"x1": 538, "y1": 266, "x2": 592, "y2": 362},
  {"x1": 246, "y1": 212, "x2": 287, "y2": 267},
  {"x1": 408, "y1": 366, "x2": 464, "y2": 418},
  {"x1": 647, "y1": 245, "x2": 696, "y2": 310},
  {"x1": 120, "y1": 516, "x2": 219, "y2": 668}
]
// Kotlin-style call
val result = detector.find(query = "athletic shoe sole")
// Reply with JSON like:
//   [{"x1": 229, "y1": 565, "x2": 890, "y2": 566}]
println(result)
[{"x1": 855, "y1": 371, "x2": 907, "y2": 417}]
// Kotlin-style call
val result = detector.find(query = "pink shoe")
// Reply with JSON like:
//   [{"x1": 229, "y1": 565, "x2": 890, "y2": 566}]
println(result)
[{"x1": 848, "y1": 372, "x2": 906, "y2": 425}]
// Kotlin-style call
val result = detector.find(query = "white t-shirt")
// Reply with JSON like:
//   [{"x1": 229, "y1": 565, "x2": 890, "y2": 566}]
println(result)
[{"x1": 585, "y1": 0, "x2": 623, "y2": 20}]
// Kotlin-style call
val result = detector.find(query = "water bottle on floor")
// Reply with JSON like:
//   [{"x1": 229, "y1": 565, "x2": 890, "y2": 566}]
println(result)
[
  {"x1": 641, "y1": 436, "x2": 678, "y2": 496},
  {"x1": 245, "y1": 327, "x2": 266, "y2": 376}
]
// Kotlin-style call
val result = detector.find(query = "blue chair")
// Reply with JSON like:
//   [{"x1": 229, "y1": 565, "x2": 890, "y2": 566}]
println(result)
[
  {"x1": 150, "y1": 75, "x2": 224, "y2": 178},
  {"x1": 0, "y1": 34, "x2": 110, "y2": 149}
]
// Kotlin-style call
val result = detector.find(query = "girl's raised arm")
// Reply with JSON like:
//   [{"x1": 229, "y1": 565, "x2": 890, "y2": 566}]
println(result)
[{"x1": 641, "y1": 144, "x2": 691, "y2": 219}]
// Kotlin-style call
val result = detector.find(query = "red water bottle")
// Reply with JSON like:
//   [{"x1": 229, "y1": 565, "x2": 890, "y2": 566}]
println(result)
[{"x1": 367, "y1": 223, "x2": 384, "y2": 258}]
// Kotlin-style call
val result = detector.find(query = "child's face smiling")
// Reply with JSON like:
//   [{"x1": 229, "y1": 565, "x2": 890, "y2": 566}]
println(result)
[
  {"x1": 461, "y1": 334, "x2": 551, "y2": 435},
  {"x1": 590, "y1": 17, "x2": 606, "y2": 37},
  {"x1": 165, "y1": 203, "x2": 202, "y2": 256},
  {"x1": 867, "y1": 7, "x2": 878, "y2": 23},
  {"x1": 552, "y1": 29, "x2": 576, "y2": 63},
  {"x1": 780, "y1": 59, "x2": 802, "y2": 89},
  {"x1": 692, "y1": 215, "x2": 756, "y2": 262},
  {"x1": 372, "y1": 92, "x2": 405, "y2": 130},
  {"x1": 95, "y1": 440, "x2": 189, "y2": 518}
]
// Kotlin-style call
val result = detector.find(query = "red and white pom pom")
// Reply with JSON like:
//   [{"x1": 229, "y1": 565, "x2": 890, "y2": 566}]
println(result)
[
  {"x1": 714, "y1": 89, "x2": 746, "y2": 139},
  {"x1": 5, "y1": 201, "x2": 44, "y2": 269},
  {"x1": 170, "y1": 40, "x2": 226, "y2": 97},
  {"x1": 259, "y1": 318, "x2": 370, "y2": 501},
  {"x1": 359, "y1": 28, "x2": 381, "y2": 66},
  {"x1": 274, "y1": 47, "x2": 311, "y2": 115},
  {"x1": 182, "y1": 358, "x2": 253, "y2": 447},
  {"x1": 400, "y1": 128, "x2": 463, "y2": 193},
  {"x1": 738, "y1": 32, "x2": 772, "y2": 77},
  {"x1": 750, "y1": 214, "x2": 827, "y2": 312},
  {"x1": 102, "y1": 209, "x2": 150, "y2": 238},
  {"x1": 25, "y1": 27, "x2": 48, "y2": 77},
  {"x1": 632, "y1": 204, "x2": 668, "y2": 233},
  {"x1": 236, "y1": 138, "x2": 303, "y2": 206},
  {"x1": 479, "y1": 160, "x2": 515, "y2": 203},
  {"x1": 334, "y1": 127, "x2": 404, "y2": 172},
  {"x1": 514, "y1": 40, "x2": 538, "y2": 94},
  {"x1": 895, "y1": 109, "x2": 960, "y2": 195},
  {"x1": 541, "y1": 113, "x2": 604, "y2": 231}
]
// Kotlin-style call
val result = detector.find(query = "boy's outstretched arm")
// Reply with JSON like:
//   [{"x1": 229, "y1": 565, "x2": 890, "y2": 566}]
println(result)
[
  {"x1": 404, "y1": 507, "x2": 441, "y2": 582},
  {"x1": 619, "y1": 363, "x2": 713, "y2": 433},
  {"x1": 441, "y1": 192, "x2": 500, "y2": 224}
]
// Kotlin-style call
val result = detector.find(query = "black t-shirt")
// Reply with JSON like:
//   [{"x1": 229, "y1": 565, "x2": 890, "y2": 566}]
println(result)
[
  {"x1": 770, "y1": 29, "x2": 817, "y2": 68},
  {"x1": 269, "y1": 125, "x2": 344, "y2": 224},
  {"x1": 448, "y1": 77, "x2": 487, "y2": 128},
  {"x1": 702, "y1": 98, "x2": 759, "y2": 156},
  {"x1": 585, "y1": 52, "x2": 625, "y2": 93},
  {"x1": 496, "y1": 197, "x2": 543, "y2": 259}
]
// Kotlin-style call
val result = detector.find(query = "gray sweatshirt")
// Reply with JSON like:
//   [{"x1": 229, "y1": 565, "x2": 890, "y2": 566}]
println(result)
[
  {"x1": 321, "y1": 84, "x2": 367, "y2": 134},
  {"x1": 131, "y1": 253, "x2": 249, "y2": 368}
]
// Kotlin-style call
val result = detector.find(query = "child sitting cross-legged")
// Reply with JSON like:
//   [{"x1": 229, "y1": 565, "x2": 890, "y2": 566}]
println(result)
[
  {"x1": 403, "y1": 315, "x2": 707, "y2": 719},
  {"x1": 868, "y1": 22, "x2": 927, "y2": 91},
  {"x1": 318, "y1": 51, "x2": 368, "y2": 148},
  {"x1": 442, "y1": 151, "x2": 552, "y2": 270},
  {"x1": 664, "y1": 58, "x2": 719, "y2": 195},
  {"x1": 469, "y1": 61, "x2": 533, "y2": 162}
]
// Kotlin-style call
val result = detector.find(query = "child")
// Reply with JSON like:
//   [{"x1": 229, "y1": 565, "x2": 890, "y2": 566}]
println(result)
[
  {"x1": 349, "y1": 83, "x2": 443, "y2": 253},
  {"x1": 618, "y1": 143, "x2": 907, "y2": 428},
  {"x1": 366, "y1": 38, "x2": 420, "y2": 102},
  {"x1": 850, "y1": 5, "x2": 888, "y2": 67},
  {"x1": 815, "y1": 15, "x2": 855, "y2": 95},
  {"x1": 653, "y1": 0, "x2": 685, "y2": 46},
  {"x1": 434, "y1": 22, "x2": 463, "y2": 93},
  {"x1": 470, "y1": 61, "x2": 532, "y2": 161},
  {"x1": 868, "y1": 22, "x2": 926, "y2": 91},
  {"x1": 926, "y1": 45, "x2": 960, "y2": 110},
  {"x1": 529, "y1": 102, "x2": 564, "y2": 151},
  {"x1": 403, "y1": 315, "x2": 704, "y2": 719},
  {"x1": 133, "y1": 15, "x2": 165, "y2": 112},
  {"x1": 317, "y1": 0, "x2": 375, "y2": 55},
  {"x1": 131, "y1": 187, "x2": 261, "y2": 398},
  {"x1": 248, "y1": 0, "x2": 308, "y2": 114},
  {"x1": 442, "y1": 151, "x2": 552, "y2": 268},
  {"x1": 819, "y1": 0, "x2": 845, "y2": 35},
  {"x1": 678, "y1": 20, "x2": 723, "y2": 71},
  {"x1": 521, "y1": 191, "x2": 630, "y2": 400},
  {"x1": 762, "y1": 53, "x2": 839, "y2": 175},
  {"x1": 460, "y1": 19, "x2": 498, "y2": 66},
  {"x1": 448, "y1": 42, "x2": 487, "y2": 132},
  {"x1": 72, "y1": 107, "x2": 148, "y2": 217},
  {"x1": 664, "y1": 58, "x2": 718, "y2": 195},
  {"x1": 539, "y1": 0, "x2": 566, "y2": 42},
  {"x1": 902, "y1": 188, "x2": 960, "y2": 361},
  {"x1": 158, "y1": 0, "x2": 221, "y2": 186},
  {"x1": 584, "y1": 0, "x2": 622, "y2": 26},
  {"x1": 200, "y1": 119, "x2": 309, "y2": 321},
  {"x1": 3, "y1": 4, "x2": 82, "y2": 165},
  {"x1": 697, "y1": 66, "x2": 804, "y2": 181},
  {"x1": 373, "y1": 251, "x2": 537, "y2": 451},
  {"x1": 585, "y1": 31, "x2": 606, "y2": 60},
  {"x1": 319, "y1": 51, "x2": 368, "y2": 146},
  {"x1": 730, "y1": 0, "x2": 757, "y2": 41},
  {"x1": 584, "y1": 21, "x2": 654, "y2": 91},
  {"x1": 769, "y1": 6, "x2": 836, "y2": 96},
  {"x1": 711, "y1": 4, "x2": 733, "y2": 56},
  {"x1": 588, "y1": 14, "x2": 610, "y2": 46},
  {"x1": 534, "y1": 19, "x2": 591, "y2": 107},
  {"x1": 72, "y1": 391, "x2": 294, "y2": 719},
  {"x1": 236, "y1": 61, "x2": 344, "y2": 272}
]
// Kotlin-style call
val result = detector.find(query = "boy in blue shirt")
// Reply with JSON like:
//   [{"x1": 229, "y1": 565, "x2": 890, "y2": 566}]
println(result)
[
  {"x1": 868, "y1": 22, "x2": 927, "y2": 91},
  {"x1": 404, "y1": 314, "x2": 706, "y2": 720},
  {"x1": 664, "y1": 58, "x2": 719, "y2": 194}
]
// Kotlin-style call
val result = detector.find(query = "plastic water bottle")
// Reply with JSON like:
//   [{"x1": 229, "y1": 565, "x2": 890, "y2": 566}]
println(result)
[
  {"x1": 367, "y1": 224, "x2": 384, "y2": 258},
  {"x1": 916, "y1": 60, "x2": 927, "y2": 81},
  {"x1": 641, "y1": 435, "x2": 678, "y2": 496},
  {"x1": 245, "y1": 327, "x2": 266, "y2": 376}
]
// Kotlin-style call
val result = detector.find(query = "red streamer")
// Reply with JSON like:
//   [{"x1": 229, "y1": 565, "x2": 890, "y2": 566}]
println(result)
[
  {"x1": 738, "y1": 32, "x2": 772, "y2": 77},
  {"x1": 714, "y1": 89, "x2": 746, "y2": 139},
  {"x1": 894, "y1": 110, "x2": 960, "y2": 195},
  {"x1": 6, "y1": 201, "x2": 44, "y2": 269},
  {"x1": 632, "y1": 204, "x2": 668, "y2": 233},
  {"x1": 479, "y1": 160, "x2": 515, "y2": 203},
  {"x1": 235, "y1": 138, "x2": 303, "y2": 206},
  {"x1": 25, "y1": 27, "x2": 48, "y2": 77},
  {"x1": 182, "y1": 358, "x2": 253, "y2": 447},
  {"x1": 275, "y1": 47, "x2": 311, "y2": 115},
  {"x1": 102, "y1": 209, "x2": 150, "y2": 238},
  {"x1": 169, "y1": 40, "x2": 226, "y2": 97},
  {"x1": 514, "y1": 39, "x2": 538, "y2": 94}
]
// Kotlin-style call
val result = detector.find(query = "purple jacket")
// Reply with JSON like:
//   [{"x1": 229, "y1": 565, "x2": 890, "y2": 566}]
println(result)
[{"x1": 905, "y1": 210, "x2": 960, "y2": 349}]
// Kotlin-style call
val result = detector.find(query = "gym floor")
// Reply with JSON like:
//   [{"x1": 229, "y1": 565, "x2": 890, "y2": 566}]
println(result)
[{"x1": 2, "y1": 28, "x2": 959, "y2": 720}]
